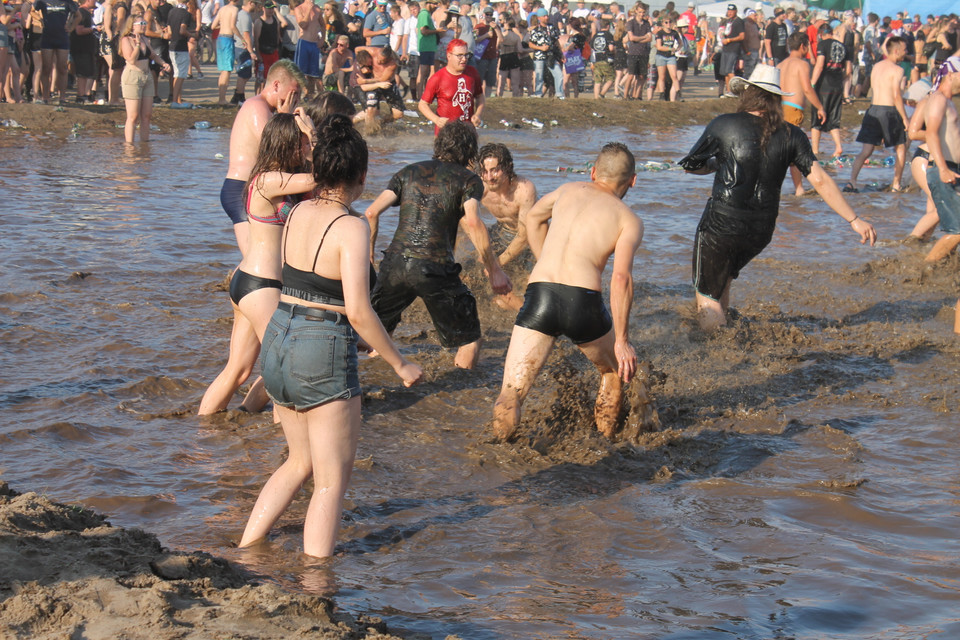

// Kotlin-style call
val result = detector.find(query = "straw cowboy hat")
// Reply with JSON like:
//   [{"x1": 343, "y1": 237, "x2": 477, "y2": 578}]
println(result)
[{"x1": 729, "y1": 65, "x2": 794, "y2": 96}]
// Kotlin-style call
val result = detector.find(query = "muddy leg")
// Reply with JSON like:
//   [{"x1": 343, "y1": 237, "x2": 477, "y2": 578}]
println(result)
[
  {"x1": 493, "y1": 326, "x2": 554, "y2": 441},
  {"x1": 577, "y1": 329, "x2": 623, "y2": 440},
  {"x1": 925, "y1": 234, "x2": 960, "y2": 262}
]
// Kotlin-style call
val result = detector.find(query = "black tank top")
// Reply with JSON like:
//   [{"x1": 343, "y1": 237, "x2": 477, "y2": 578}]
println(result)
[
  {"x1": 281, "y1": 210, "x2": 376, "y2": 306},
  {"x1": 258, "y1": 18, "x2": 279, "y2": 55}
]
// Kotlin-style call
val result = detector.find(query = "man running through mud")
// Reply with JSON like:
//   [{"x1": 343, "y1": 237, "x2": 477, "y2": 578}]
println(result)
[
  {"x1": 478, "y1": 143, "x2": 538, "y2": 311},
  {"x1": 365, "y1": 122, "x2": 512, "y2": 369},
  {"x1": 493, "y1": 142, "x2": 643, "y2": 442},
  {"x1": 680, "y1": 66, "x2": 877, "y2": 333}
]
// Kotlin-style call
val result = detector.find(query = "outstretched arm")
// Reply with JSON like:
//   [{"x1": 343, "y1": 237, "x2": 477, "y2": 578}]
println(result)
[
  {"x1": 498, "y1": 180, "x2": 538, "y2": 266},
  {"x1": 806, "y1": 163, "x2": 877, "y2": 245},
  {"x1": 364, "y1": 189, "x2": 399, "y2": 262},
  {"x1": 460, "y1": 198, "x2": 512, "y2": 294}
]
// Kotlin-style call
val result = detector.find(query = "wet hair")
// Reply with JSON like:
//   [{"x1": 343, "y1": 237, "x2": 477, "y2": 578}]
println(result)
[
  {"x1": 245, "y1": 113, "x2": 310, "y2": 209},
  {"x1": 787, "y1": 31, "x2": 808, "y2": 52},
  {"x1": 302, "y1": 91, "x2": 357, "y2": 122},
  {"x1": 433, "y1": 121, "x2": 478, "y2": 166},
  {"x1": 266, "y1": 58, "x2": 307, "y2": 91},
  {"x1": 594, "y1": 142, "x2": 635, "y2": 183},
  {"x1": 736, "y1": 84, "x2": 785, "y2": 150},
  {"x1": 355, "y1": 49, "x2": 374, "y2": 67},
  {"x1": 312, "y1": 113, "x2": 368, "y2": 190},
  {"x1": 478, "y1": 143, "x2": 516, "y2": 180}
]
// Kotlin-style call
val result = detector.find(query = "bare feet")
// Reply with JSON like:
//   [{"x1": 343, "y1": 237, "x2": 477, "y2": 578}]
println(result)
[{"x1": 492, "y1": 393, "x2": 519, "y2": 441}]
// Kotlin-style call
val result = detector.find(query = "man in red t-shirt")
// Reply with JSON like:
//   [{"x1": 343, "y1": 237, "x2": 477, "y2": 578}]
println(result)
[{"x1": 419, "y1": 38, "x2": 485, "y2": 134}]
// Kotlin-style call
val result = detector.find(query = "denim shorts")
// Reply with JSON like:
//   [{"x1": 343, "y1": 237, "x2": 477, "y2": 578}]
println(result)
[
  {"x1": 655, "y1": 53, "x2": 677, "y2": 67},
  {"x1": 260, "y1": 301, "x2": 361, "y2": 411},
  {"x1": 926, "y1": 166, "x2": 960, "y2": 235}
]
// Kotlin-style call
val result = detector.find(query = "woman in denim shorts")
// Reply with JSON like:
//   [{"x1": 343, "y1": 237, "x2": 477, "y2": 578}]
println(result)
[{"x1": 239, "y1": 114, "x2": 422, "y2": 559}]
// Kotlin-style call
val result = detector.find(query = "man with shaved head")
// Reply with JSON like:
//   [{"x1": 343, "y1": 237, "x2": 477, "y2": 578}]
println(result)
[{"x1": 493, "y1": 142, "x2": 645, "y2": 443}]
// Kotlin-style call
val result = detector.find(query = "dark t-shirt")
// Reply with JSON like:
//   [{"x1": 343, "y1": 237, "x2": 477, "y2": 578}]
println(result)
[
  {"x1": 721, "y1": 16, "x2": 743, "y2": 55},
  {"x1": 36, "y1": 0, "x2": 78, "y2": 42},
  {"x1": 817, "y1": 38, "x2": 846, "y2": 89},
  {"x1": 765, "y1": 21, "x2": 787, "y2": 61},
  {"x1": 679, "y1": 112, "x2": 817, "y2": 238},
  {"x1": 167, "y1": 5, "x2": 191, "y2": 52},
  {"x1": 626, "y1": 17, "x2": 649, "y2": 56},
  {"x1": 385, "y1": 160, "x2": 485, "y2": 263},
  {"x1": 592, "y1": 29, "x2": 612, "y2": 62},
  {"x1": 742, "y1": 18, "x2": 760, "y2": 53},
  {"x1": 70, "y1": 6, "x2": 97, "y2": 55}
]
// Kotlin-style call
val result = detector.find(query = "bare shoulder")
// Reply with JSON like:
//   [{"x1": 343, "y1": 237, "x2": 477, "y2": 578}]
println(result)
[{"x1": 514, "y1": 175, "x2": 537, "y2": 199}]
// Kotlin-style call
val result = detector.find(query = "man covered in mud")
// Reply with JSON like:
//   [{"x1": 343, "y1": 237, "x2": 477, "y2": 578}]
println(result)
[
  {"x1": 923, "y1": 58, "x2": 960, "y2": 333},
  {"x1": 492, "y1": 142, "x2": 643, "y2": 442},
  {"x1": 680, "y1": 66, "x2": 877, "y2": 333},
  {"x1": 478, "y1": 143, "x2": 538, "y2": 311},
  {"x1": 365, "y1": 122, "x2": 512, "y2": 369}
]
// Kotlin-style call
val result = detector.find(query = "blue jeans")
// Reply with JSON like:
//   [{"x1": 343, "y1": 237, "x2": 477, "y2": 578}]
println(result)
[{"x1": 534, "y1": 58, "x2": 564, "y2": 98}]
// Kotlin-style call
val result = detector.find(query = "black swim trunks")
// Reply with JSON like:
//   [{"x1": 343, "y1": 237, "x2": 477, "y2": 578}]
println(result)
[
  {"x1": 220, "y1": 178, "x2": 247, "y2": 225},
  {"x1": 229, "y1": 269, "x2": 282, "y2": 305},
  {"x1": 692, "y1": 218, "x2": 771, "y2": 301},
  {"x1": 856, "y1": 105, "x2": 907, "y2": 148},
  {"x1": 371, "y1": 252, "x2": 481, "y2": 349},
  {"x1": 515, "y1": 281, "x2": 612, "y2": 345}
]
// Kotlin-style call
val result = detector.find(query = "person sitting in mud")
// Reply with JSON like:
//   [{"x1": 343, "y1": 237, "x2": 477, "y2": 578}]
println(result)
[
  {"x1": 478, "y1": 143, "x2": 538, "y2": 311},
  {"x1": 353, "y1": 47, "x2": 404, "y2": 128},
  {"x1": 680, "y1": 65, "x2": 877, "y2": 332},
  {"x1": 845, "y1": 37, "x2": 910, "y2": 194},
  {"x1": 922, "y1": 58, "x2": 960, "y2": 334},
  {"x1": 492, "y1": 142, "x2": 643, "y2": 443},
  {"x1": 365, "y1": 122, "x2": 512, "y2": 370}
]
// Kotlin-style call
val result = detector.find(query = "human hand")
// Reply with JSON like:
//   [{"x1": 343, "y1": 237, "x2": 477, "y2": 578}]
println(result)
[
  {"x1": 850, "y1": 216, "x2": 877, "y2": 246},
  {"x1": 487, "y1": 266, "x2": 512, "y2": 295},
  {"x1": 435, "y1": 116, "x2": 449, "y2": 128},
  {"x1": 294, "y1": 106, "x2": 315, "y2": 136},
  {"x1": 939, "y1": 166, "x2": 960, "y2": 186},
  {"x1": 471, "y1": 112, "x2": 482, "y2": 127},
  {"x1": 396, "y1": 360, "x2": 423, "y2": 387},
  {"x1": 277, "y1": 87, "x2": 299, "y2": 113},
  {"x1": 817, "y1": 107, "x2": 826, "y2": 123},
  {"x1": 614, "y1": 338, "x2": 637, "y2": 383}
]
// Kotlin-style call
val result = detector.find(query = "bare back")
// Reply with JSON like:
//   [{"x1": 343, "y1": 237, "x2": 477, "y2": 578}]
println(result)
[
  {"x1": 216, "y1": 3, "x2": 238, "y2": 37},
  {"x1": 529, "y1": 182, "x2": 641, "y2": 291},
  {"x1": 778, "y1": 55, "x2": 811, "y2": 107},
  {"x1": 870, "y1": 58, "x2": 905, "y2": 107}
]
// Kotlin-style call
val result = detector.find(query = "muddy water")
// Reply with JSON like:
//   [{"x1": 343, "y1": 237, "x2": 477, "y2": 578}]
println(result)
[{"x1": 1, "y1": 125, "x2": 959, "y2": 639}]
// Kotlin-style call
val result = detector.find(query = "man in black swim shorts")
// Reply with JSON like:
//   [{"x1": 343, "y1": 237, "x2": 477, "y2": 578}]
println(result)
[
  {"x1": 493, "y1": 142, "x2": 644, "y2": 443},
  {"x1": 680, "y1": 65, "x2": 877, "y2": 332},
  {"x1": 365, "y1": 121, "x2": 512, "y2": 369}
]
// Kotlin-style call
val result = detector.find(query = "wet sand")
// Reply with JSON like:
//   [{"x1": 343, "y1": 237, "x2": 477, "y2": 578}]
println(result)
[{"x1": 2, "y1": 73, "x2": 959, "y2": 638}]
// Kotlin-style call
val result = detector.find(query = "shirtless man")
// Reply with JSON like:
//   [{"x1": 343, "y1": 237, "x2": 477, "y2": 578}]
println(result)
[
  {"x1": 292, "y1": 0, "x2": 323, "y2": 94},
  {"x1": 220, "y1": 59, "x2": 305, "y2": 257},
  {"x1": 923, "y1": 58, "x2": 960, "y2": 310},
  {"x1": 356, "y1": 45, "x2": 404, "y2": 127},
  {"x1": 323, "y1": 35, "x2": 353, "y2": 92},
  {"x1": 478, "y1": 143, "x2": 538, "y2": 311},
  {"x1": 492, "y1": 142, "x2": 643, "y2": 442},
  {"x1": 846, "y1": 37, "x2": 910, "y2": 193},
  {"x1": 211, "y1": 0, "x2": 239, "y2": 104},
  {"x1": 778, "y1": 32, "x2": 827, "y2": 196}
]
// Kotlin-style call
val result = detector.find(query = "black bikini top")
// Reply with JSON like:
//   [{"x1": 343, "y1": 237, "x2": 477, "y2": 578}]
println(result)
[{"x1": 281, "y1": 209, "x2": 376, "y2": 307}]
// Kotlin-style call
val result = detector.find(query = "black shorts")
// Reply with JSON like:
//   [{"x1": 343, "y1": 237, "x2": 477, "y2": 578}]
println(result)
[
  {"x1": 366, "y1": 85, "x2": 403, "y2": 111},
  {"x1": 73, "y1": 52, "x2": 98, "y2": 78},
  {"x1": 692, "y1": 225, "x2": 771, "y2": 301},
  {"x1": 371, "y1": 253, "x2": 481, "y2": 349},
  {"x1": 856, "y1": 105, "x2": 907, "y2": 148},
  {"x1": 813, "y1": 85, "x2": 843, "y2": 131},
  {"x1": 499, "y1": 51, "x2": 520, "y2": 71},
  {"x1": 676, "y1": 57, "x2": 688, "y2": 72},
  {"x1": 625, "y1": 54, "x2": 647, "y2": 78},
  {"x1": 515, "y1": 281, "x2": 612, "y2": 345}
]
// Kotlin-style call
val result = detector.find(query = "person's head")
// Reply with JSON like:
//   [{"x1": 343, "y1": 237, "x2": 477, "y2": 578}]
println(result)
[
  {"x1": 312, "y1": 113, "x2": 368, "y2": 195},
  {"x1": 409, "y1": 0, "x2": 419, "y2": 15},
  {"x1": 376, "y1": 0, "x2": 387, "y2": 11},
  {"x1": 785, "y1": 7, "x2": 795, "y2": 20},
  {"x1": 787, "y1": 31, "x2": 809, "y2": 53},
  {"x1": 477, "y1": 143, "x2": 516, "y2": 188},
  {"x1": 818, "y1": 22, "x2": 833, "y2": 38},
  {"x1": 335, "y1": 34, "x2": 350, "y2": 50},
  {"x1": 262, "y1": 1, "x2": 276, "y2": 15},
  {"x1": 247, "y1": 113, "x2": 312, "y2": 207},
  {"x1": 885, "y1": 35, "x2": 907, "y2": 61},
  {"x1": 446, "y1": 38, "x2": 470, "y2": 73},
  {"x1": 121, "y1": 13, "x2": 148, "y2": 37},
  {"x1": 867, "y1": 11, "x2": 878, "y2": 24},
  {"x1": 933, "y1": 57, "x2": 960, "y2": 95},
  {"x1": 243, "y1": 0, "x2": 260, "y2": 12},
  {"x1": 744, "y1": 8, "x2": 755, "y2": 22},
  {"x1": 390, "y1": 3, "x2": 401, "y2": 17},
  {"x1": 355, "y1": 47, "x2": 374, "y2": 73},
  {"x1": 736, "y1": 83, "x2": 785, "y2": 149},
  {"x1": 302, "y1": 90, "x2": 357, "y2": 124},
  {"x1": 262, "y1": 59, "x2": 306, "y2": 105},
  {"x1": 773, "y1": 7, "x2": 784, "y2": 22},
  {"x1": 591, "y1": 143, "x2": 636, "y2": 197},
  {"x1": 725, "y1": 2, "x2": 735, "y2": 18},
  {"x1": 433, "y1": 121, "x2": 478, "y2": 166},
  {"x1": 535, "y1": 7, "x2": 548, "y2": 24},
  {"x1": 634, "y1": 2, "x2": 647, "y2": 19}
]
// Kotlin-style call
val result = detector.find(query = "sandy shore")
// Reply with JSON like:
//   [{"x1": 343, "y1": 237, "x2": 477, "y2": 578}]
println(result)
[{"x1": 0, "y1": 480, "x2": 417, "y2": 639}]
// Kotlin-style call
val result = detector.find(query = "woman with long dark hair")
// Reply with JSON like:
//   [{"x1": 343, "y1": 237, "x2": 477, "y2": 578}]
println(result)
[
  {"x1": 239, "y1": 114, "x2": 422, "y2": 558},
  {"x1": 680, "y1": 66, "x2": 877, "y2": 331}
]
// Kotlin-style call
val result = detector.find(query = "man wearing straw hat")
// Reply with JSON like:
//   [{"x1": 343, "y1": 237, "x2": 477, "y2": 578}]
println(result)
[{"x1": 680, "y1": 65, "x2": 877, "y2": 331}]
